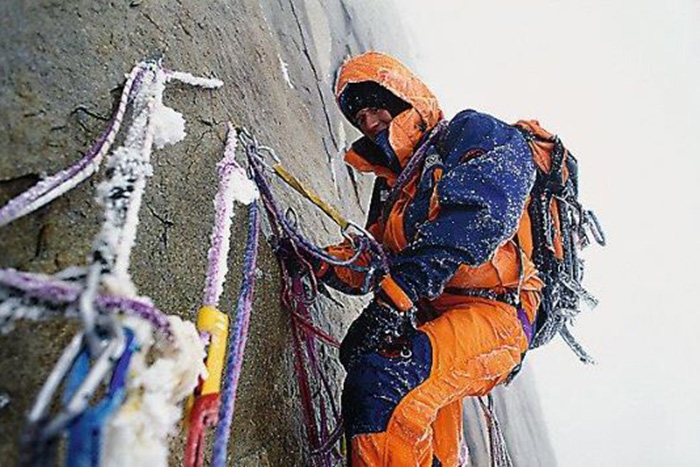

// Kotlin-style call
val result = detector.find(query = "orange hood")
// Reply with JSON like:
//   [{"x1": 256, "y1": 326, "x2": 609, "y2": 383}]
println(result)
[{"x1": 335, "y1": 52, "x2": 443, "y2": 185}]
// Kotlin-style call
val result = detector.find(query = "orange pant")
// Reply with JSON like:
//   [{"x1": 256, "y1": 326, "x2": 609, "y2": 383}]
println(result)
[{"x1": 343, "y1": 298, "x2": 527, "y2": 466}]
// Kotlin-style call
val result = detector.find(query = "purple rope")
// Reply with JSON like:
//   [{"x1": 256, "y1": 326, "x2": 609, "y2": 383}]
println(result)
[
  {"x1": 211, "y1": 201, "x2": 261, "y2": 467},
  {"x1": 0, "y1": 66, "x2": 147, "y2": 228},
  {"x1": 381, "y1": 120, "x2": 448, "y2": 223},
  {"x1": 240, "y1": 131, "x2": 379, "y2": 464},
  {"x1": 0, "y1": 268, "x2": 172, "y2": 339}
]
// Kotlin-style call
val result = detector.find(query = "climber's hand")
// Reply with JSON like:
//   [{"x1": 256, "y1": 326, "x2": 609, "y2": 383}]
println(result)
[{"x1": 339, "y1": 296, "x2": 415, "y2": 369}]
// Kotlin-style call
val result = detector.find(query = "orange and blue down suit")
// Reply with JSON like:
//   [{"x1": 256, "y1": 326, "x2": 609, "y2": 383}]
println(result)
[{"x1": 318, "y1": 52, "x2": 544, "y2": 466}]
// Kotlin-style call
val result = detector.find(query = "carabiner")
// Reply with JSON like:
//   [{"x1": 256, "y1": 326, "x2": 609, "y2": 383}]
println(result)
[
  {"x1": 40, "y1": 316, "x2": 126, "y2": 440},
  {"x1": 79, "y1": 264, "x2": 104, "y2": 357},
  {"x1": 65, "y1": 328, "x2": 136, "y2": 467},
  {"x1": 585, "y1": 209, "x2": 606, "y2": 246},
  {"x1": 342, "y1": 220, "x2": 376, "y2": 244},
  {"x1": 21, "y1": 314, "x2": 126, "y2": 466}
]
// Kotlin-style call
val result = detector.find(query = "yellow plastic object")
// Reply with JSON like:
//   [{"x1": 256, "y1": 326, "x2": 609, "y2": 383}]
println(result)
[
  {"x1": 197, "y1": 306, "x2": 230, "y2": 396},
  {"x1": 183, "y1": 306, "x2": 229, "y2": 429}
]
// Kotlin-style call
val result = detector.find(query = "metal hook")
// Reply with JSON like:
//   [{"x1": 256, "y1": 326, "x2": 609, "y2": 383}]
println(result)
[
  {"x1": 584, "y1": 210, "x2": 606, "y2": 246},
  {"x1": 257, "y1": 145, "x2": 281, "y2": 164},
  {"x1": 27, "y1": 332, "x2": 85, "y2": 426},
  {"x1": 41, "y1": 317, "x2": 125, "y2": 441},
  {"x1": 342, "y1": 220, "x2": 376, "y2": 242},
  {"x1": 64, "y1": 327, "x2": 136, "y2": 466}
]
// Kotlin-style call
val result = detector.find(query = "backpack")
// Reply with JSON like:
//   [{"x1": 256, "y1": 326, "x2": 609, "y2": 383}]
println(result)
[{"x1": 513, "y1": 120, "x2": 606, "y2": 363}]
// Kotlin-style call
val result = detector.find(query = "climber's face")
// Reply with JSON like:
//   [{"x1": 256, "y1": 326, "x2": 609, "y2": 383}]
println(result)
[{"x1": 354, "y1": 107, "x2": 393, "y2": 141}]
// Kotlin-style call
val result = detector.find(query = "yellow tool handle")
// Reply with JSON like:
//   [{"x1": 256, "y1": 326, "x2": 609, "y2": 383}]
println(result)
[
  {"x1": 196, "y1": 306, "x2": 230, "y2": 395},
  {"x1": 273, "y1": 164, "x2": 349, "y2": 230}
]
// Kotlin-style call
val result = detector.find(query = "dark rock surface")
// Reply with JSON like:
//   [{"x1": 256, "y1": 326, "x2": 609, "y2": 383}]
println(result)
[{"x1": 0, "y1": 0, "x2": 555, "y2": 465}]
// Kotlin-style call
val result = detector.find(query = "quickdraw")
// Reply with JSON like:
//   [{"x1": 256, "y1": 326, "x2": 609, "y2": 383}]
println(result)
[
  {"x1": 241, "y1": 128, "x2": 389, "y2": 279},
  {"x1": 64, "y1": 328, "x2": 137, "y2": 467},
  {"x1": 1, "y1": 59, "x2": 222, "y2": 467}
]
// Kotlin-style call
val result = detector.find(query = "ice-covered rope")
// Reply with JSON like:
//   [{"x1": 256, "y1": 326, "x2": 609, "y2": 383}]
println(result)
[
  {"x1": 0, "y1": 64, "x2": 145, "y2": 228},
  {"x1": 77, "y1": 62, "x2": 222, "y2": 351},
  {"x1": 0, "y1": 269, "x2": 172, "y2": 338},
  {"x1": 0, "y1": 60, "x2": 223, "y2": 342},
  {"x1": 1, "y1": 59, "x2": 221, "y2": 467},
  {"x1": 77, "y1": 61, "x2": 163, "y2": 354},
  {"x1": 203, "y1": 123, "x2": 259, "y2": 307},
  {"x1": 211, "y1": 200, "x2": 260, "y2": 467}
]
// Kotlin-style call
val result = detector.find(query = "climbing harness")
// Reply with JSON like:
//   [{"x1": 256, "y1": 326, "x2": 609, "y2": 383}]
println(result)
[{"x1": 1, "y1": 59, "x2": 221, "y2": 466}]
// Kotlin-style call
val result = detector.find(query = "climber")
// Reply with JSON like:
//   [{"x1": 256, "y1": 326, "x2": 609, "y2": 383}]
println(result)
[{"x1": 313, "y1": 52, "x2": 545, "y2": 466}]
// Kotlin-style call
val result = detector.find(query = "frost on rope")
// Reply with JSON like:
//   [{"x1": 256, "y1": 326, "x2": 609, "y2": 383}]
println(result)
[
  {"x1": 101, "y1": 315, "x2": 206, "y2": 467},
  {"x1": 203, "y1": 124, "x2": 259, "y2": 306},
  {"x1": 95, "y1": 64, "x2": 162, "y2": 297},
  {"x1": 0, "y1": 61, "x2": 219, "y2": 462},
  {"x1": 165, "y1": 70, "x2": 224, "y2": 89},
  {"x1": 0, "y1": 294, "x2": 56, "y2": 334},
  {"x1": 0, "y1": 65, "x2": 142, "y2": 228},
  {"x1": 98, "y1": 64, "x2": 223, "y2": 296}
]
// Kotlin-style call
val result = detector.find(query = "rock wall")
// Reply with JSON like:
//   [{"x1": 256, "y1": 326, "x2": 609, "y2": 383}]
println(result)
[{"x1": 0, "y1": 0, "x2": 555, "y2": 465}]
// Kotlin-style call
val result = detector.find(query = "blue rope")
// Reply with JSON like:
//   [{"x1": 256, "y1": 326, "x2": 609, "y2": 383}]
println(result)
[{"x1": 211, "y1": 201, "x2": 261, "y2": 467}]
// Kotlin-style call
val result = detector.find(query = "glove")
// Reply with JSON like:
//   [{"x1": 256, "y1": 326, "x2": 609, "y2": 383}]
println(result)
[{"x1": 339, "y1": 295, "x2": 415, "y2": 369}]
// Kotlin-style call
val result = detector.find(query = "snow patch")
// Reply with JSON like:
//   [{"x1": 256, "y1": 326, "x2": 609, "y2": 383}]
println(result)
[
  {"x1": 278, "y1": 55, "x2": 295, "y2": 89},
  {"x1": 101, "y1": 315, "x2": 206, "y2": 467},
  {"x1": 151, "y1": 104, "x2": 186, "y2": 149},
  {"x1": 203, "y1": 127, "x2": 259, "y2": 306},
  {"x1": 230, "y1": 168, "x2": 259, "y2": 205}
]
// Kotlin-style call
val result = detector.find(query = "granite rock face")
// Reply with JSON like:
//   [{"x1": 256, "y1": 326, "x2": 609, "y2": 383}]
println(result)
[{"x1": 0, "y1": 1, "x2": 555, "y2": 465}]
